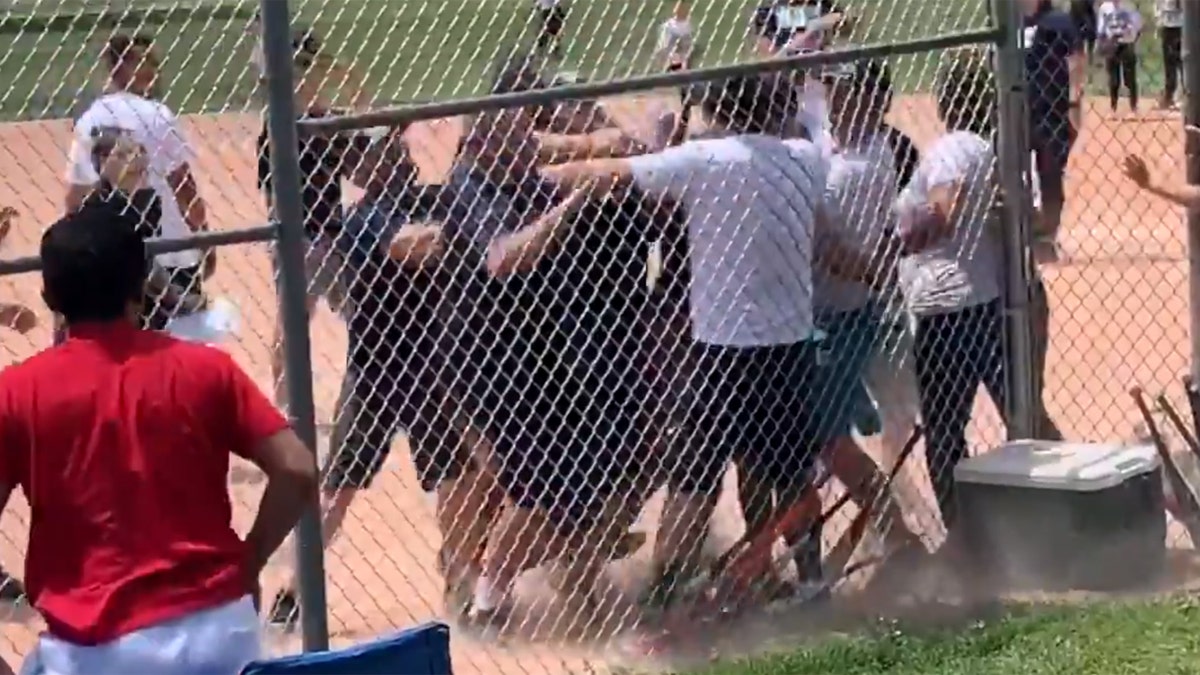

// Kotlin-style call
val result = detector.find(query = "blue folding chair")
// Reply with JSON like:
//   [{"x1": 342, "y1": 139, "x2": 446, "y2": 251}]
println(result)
[{"x1": 241, "y1": 622, "x2": 453, "y2": 675}]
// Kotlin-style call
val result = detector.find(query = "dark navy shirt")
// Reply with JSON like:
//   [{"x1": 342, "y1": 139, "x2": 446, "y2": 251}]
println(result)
[
  {"x1": 338, "y1": 180, "x2": 449, "y2": 372},
  {"x1": 1024, "y1": 5, "x2": 1081, "y2": 161}
]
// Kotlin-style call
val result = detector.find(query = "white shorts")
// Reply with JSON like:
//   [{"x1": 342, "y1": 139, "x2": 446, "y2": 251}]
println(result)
[{"x1": 21, "y1": 596, "x2": 261, "y2": 675}]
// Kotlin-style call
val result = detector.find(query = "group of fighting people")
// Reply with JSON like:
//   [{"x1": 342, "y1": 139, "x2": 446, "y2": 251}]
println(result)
[{"x1": 250, "y1": 6, "x2": 1023, "y2": 636}]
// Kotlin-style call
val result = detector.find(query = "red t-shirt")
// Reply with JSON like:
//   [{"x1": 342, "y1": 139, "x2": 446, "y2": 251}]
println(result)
[{"x1": 0, "y1": 321, "x2": 289, "y2": 645}]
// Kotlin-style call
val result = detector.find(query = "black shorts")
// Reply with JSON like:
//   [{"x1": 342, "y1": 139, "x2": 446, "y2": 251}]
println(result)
[
  {"x1": 669, "y1": 340, "x2": 823, "y2": 497},
  {"x1": 538, "y1": 6, "x2": 566, "y2": 36},
  {"x1": 323, "y1": 352, "x2": 470, "y2": 493},
  {"x1": 457, "y1": 325, "x2": 646, "y2": 529}
]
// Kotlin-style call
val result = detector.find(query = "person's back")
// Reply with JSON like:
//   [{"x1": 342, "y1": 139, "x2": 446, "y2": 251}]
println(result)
[
  {"x1": 1, "y1": 205, "x2": 314, "y2": 675},
  {"x1": 2, "y1": 328, "x2": 260, "y2": 645},
  {"x1": 637, "y1": 133, "x2": 824, "y2": 347}
]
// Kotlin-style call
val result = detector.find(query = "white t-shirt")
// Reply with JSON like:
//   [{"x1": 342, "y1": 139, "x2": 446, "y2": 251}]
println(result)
[
  {"x1": 628, "y1": 134, "x2": 826, "y2": 347},
  {"x1": 896, "y1": 130, "x2": 1001, "y2": 316},
  {"x1": 809, "y1": 132, "x2": 899, "y2": 314},
  {"x1": 657, "y1": 17, "x2": 694, "y2": 60},
  {"x1": 1097, "y1": 2, "x2": 1144, "y2": 44},
  {"x1": 67, "y1": 92, "x2": 201, "y2": 268}
]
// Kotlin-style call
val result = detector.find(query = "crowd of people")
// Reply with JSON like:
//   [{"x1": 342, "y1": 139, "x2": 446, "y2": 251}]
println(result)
[{"x1": 0, "y1": 0, "x2": 1192, "y2": 672}]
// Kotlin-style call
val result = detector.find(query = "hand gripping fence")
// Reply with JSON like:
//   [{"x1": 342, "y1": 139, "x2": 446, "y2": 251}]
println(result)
[{"x1": 4, "y1": 0, "x2": 1198, "y2": 672}]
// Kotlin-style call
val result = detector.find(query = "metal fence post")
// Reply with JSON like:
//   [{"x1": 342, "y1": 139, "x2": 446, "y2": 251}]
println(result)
[
  {"x1": 991, "y1": 0, "x2": 1036, "y2": 439},
  {"x1": 258, "y1": 0, "x2": 331, "y2": 652},
  {"x1": 1185, "y1": 1, "x2": 1200, "y2": 380}
]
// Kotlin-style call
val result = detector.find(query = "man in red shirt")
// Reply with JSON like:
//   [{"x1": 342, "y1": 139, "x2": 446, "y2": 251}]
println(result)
[{"x1": 0, "y1": 204, "x2": 316, "y2": 675}]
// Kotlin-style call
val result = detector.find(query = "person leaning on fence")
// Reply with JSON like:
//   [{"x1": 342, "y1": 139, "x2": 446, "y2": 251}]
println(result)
[
  {"x1": 266, "y1": 131, "x2": 504, "y2": 628},
  {"x1": 0, "y1": 205, "x2": 316, "y2": 675},
  {"x1": 542, "y1": 74, "x2": 887, "y2": 604},
  {"x1": 63, "y1": 33, "x2": 214, "y2": 335},
  {"x1": 256, "y1": 25, "x2": 378, "y2": 411},
  {"x1": 894, "y1": 49, "x2": 1010, "y2": 541}
]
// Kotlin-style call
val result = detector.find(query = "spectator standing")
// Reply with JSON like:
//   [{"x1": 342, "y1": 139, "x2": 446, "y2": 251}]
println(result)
[
  {"x1": 1069, "y1": 0, "x2": 1098, "y2": 63},
  {"x1": 657, "y1": 1, "x2": 698, "y2": 71},
  {"x1": 1022, "y1": 0, "x2": 1085, "y2": 263},
  {"x1": 0, "y1": 206, "x2": 315, "y2": 675},
  {"x1": 65, "y1": 33, "x2": 212, "y2": 306},
  {"x1": 533, "y1": 0, "x2": 567, "y2": 57},
  {"x1": 1097, "y1": 0, "x2": 1144, "y2": 115},
  {"x1": 1156, "y1": 0, "x2": 1183, "y2": 110}
]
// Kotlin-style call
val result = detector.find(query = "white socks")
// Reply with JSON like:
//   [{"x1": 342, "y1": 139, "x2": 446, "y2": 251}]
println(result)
[{"x1": 472, "y1": 576, "x2": 508, "y2": 612}]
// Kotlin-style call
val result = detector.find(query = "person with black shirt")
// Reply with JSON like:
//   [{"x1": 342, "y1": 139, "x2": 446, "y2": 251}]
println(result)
[
  {"x1": 267, "y1": 131, "x2": 503, "y2": 628},
  {"x1": 256, "y1": 35, "x2": 375, "y2": 411},
  {"x1": 438, "y1": 57, "x2": 663, "y2": 633},
  {"x1": 1070, "y1": 0, "x2": 1098, "y2": 62}
]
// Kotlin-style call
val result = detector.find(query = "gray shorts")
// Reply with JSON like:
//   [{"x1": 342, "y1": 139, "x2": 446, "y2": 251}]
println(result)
[{"x1": 270, "y1": 234, "x2": 350, "y2": 318}]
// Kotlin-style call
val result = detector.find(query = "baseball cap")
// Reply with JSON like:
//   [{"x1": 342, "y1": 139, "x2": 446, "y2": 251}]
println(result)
[{"x1": 821, "y1": 57, "x2": 893, "y2": 100}]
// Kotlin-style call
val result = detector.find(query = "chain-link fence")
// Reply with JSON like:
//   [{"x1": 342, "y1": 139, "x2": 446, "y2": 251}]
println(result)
[{"x1": 0, "y1": 0, "x2": 1196, "y2": 672}]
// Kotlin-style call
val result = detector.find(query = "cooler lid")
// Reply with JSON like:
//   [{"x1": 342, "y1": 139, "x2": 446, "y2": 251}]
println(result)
[{"x1": 954, "y1": 441, "x2": 1160, "y2": 492}]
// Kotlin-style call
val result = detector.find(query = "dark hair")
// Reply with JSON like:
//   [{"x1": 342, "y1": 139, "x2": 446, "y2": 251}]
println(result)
[
  {"x1": 103, "y1": 33, "x2": 154, "y2": 73},
  {"x1": 685, "y1": 75, "x2": 791, "y2": 135},
  {"x1": 935, "y1": 48, "x2": 996, "y2": 136},
  {"x1": 41, "y1": 205, "x2": 148, "y2": 323}
]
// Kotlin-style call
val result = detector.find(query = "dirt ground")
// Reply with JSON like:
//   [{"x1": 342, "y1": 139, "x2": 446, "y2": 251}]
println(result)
[{"x1": 0, "y1": 93, "x2": 1194, "y2": 673}]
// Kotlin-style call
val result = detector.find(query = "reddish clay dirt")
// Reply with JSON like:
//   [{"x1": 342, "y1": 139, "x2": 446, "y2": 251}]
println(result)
[{"x1": 0, "y1": 93, "x2": 1193, "y2": 672}]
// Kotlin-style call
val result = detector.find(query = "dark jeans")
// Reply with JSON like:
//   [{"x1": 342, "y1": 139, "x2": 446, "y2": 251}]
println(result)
[
  {"x1": 1162, "y1": 26, "x2": 1183, "y2": 101},
  {"x1": 913, "y1": 299, "x2": 1007, "y2": 530},
  {"x1": 1105, "y1": 43, "x2": 1138, "y2": 110}
]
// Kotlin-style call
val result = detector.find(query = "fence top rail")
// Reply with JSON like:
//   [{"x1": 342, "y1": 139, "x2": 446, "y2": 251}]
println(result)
[
  {"x1": 298, "y1": 27, "x2": 1003, "y2": 133},
  {"x1": 0, "y1": 224, "x2": 278, "y2": 277}
]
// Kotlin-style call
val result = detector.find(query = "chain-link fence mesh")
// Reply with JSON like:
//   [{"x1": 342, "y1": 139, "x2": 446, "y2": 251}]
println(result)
[{"x1": 0, "y1": 0, "x2": 1193, "y2": 672}]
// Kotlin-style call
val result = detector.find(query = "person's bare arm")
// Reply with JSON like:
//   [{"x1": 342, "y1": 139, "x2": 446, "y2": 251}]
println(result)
[
  {"x1": 537, "y1": 128, "x2": 647, "y2": 163},
  {"x1": 243, "y1": 428, "x2": 317, "y2": 577},
  {"x1": 487, "y1": 182, "x2": 597, "y2": 277},
  {"x1": 813, "y1": 203, "x2": 893, "y2": 288},
  {"x1": 1123, "y1": 154, "x2": 1200, "y2": 209},
  {"x1": 541, "y1": 157, "x2": 632, "y2": 194},
  {"x1": 64, "y1": 183, "x2": 94, "y2": 213},
  {"x1": 898, "y1": 182, "x2": 959, "y2": 254},
  {"x1": 388, "y1": 222, "x2": 445, "y2": 269},
  {"x1": 166, "y1": 165, "x2": 217, "y2": 277}
]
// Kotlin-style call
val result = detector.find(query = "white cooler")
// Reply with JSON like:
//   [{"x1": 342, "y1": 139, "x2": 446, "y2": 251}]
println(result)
[{"x1": 955, "y1": 440, "x2": 1165, "y2": 592}]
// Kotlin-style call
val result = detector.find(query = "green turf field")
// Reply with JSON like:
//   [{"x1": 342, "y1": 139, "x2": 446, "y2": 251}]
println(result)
[
  {"x1": 687, "y1": 598, "x2": 1200, "y2": 675},
  {"x1": 0, "y1": 0, "x2": 1178, "y2": 120},
  {"x1": 0, "y1": 0, "x2": 993, "y2": 120}
]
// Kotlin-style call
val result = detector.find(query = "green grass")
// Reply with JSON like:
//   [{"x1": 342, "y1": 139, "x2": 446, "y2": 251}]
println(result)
[
  {"x1": 0, "y1": 0, "x2": 991, "y2": 120},
  {"x1": 0, "y1": 0, "x2": 1180, "y2": 121},
  {"x1": 688, "y1": 598, "x2": 1200, "y2": 675}
]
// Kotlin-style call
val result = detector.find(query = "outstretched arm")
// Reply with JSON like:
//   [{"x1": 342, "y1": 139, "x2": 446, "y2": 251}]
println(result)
[
  {"x1": 486, "y1": 181, "x2": 598, "y2": 277},
  {"x1": 1122, "y1": 154, "x2": 1200, "y2": 210}
]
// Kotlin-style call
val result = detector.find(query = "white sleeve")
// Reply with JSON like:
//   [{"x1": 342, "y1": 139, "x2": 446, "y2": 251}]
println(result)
[
  {"x1": 149, "y1": 109, "x2": 194, "y2": 176},
  {"x1": 923, "y1": 139, "x2": 975, "y2": 189},
  {"x1": 65, "y1": 124, "x2": 100, "y2": 186},
  {"x1": 656, "y1": 22, "x2": 672, "y2": 53},
  {"x1": 627, "y1": 142, "x2": 713, "y2": 198}
]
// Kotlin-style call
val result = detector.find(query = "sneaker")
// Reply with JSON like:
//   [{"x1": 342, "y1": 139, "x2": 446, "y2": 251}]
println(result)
[
  {"x1": 0, "y1": 573, "x2": 24, "y2": 602},
  {"x1": 267, "y1": 589, "x2": 300, "y2": 630}
]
